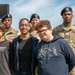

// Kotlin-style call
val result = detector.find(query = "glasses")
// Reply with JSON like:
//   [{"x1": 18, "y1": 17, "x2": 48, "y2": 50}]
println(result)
[{"x1": 37, "y1": 29, "x2": 49, "y2": 34}]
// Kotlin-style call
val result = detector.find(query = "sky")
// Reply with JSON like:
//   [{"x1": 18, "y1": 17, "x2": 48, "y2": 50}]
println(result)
[{"x1": 0, "y1": 0, "x2": 75, "y2": 31}]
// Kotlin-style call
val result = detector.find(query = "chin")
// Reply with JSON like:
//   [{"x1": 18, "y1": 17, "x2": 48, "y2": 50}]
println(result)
[
  {"x1": 22, "y1": 32, "x2": 26, "y2": 34},
  {"x1": 41, "y1": 38, "x2": 47, "y2": 41}
]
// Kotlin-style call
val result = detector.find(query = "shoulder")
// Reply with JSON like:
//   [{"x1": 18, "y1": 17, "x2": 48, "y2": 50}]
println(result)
[
  {"x1": 57, "y1": 38, "x2": 69, "y2": 47},
  {"x1": 30, "y1": 32, "x2": 40, "y2": 40},
  {"x1": 2, "y1": 39, "x2": 11, "y2": 47},
  {"x1": 9, "y1": 27, "x2": 20, "y2": 35},
  {"x1": 12, "y1": 36, "x2": 19, "y2": 43},
  {"x1": 52, "y1": 24, "x2": 63, "y2": 35},
  {"x1": 72, "y1": 24, "x2": 75, "y2": 30},
  {"x1": 53, "y1": 24, "x2": 63, "y2": 31},
  {"x1": 31, "y1": 35, "x2": 39, "y2": 41},
  {"x1": 34, "y1": 41, "x2": 42, "y2": 51},
  {"x1": 30, "y1": 36, "x2": 39, "y2": 47},
  {"x1": 73, "y1": 24, "x2": 75, "y2": 26}
]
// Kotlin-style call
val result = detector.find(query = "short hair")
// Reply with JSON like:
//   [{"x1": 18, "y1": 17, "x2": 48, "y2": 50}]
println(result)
[
  {"x1": 36, "y1": 20, "x2": 51, "y2": 30},
  {"x1": 19, "y1": 18, "x2": 31, "y2": 32},
  {"x1": 0, "y1": 22, "x2": 6, "y2": 34},
  {"x1": 19, "y1": 18, "x2": 30, "y2": 25}
]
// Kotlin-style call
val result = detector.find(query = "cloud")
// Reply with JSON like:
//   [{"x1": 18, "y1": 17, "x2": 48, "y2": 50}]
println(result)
[
  {"x1": 41, "y1": 1, "x2": 75, "y2": 28},
  {"x1": 13, "y1": 0, "x2": 50, "y2": 14},
  {"x1": 9, "y1": 0, "x2": 75, "y2": 30}
]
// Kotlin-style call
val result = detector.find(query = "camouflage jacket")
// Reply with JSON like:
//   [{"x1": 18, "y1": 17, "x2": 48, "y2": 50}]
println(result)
[
  {"x1": 53, "y1": 24, "x2": 75, "y2": 53},
  {"x1": 4, "y1": 27, "x2": 20, "y2": 41},
  {"x1": 30, "y1": 31, "x2": 40, "y2": 40}
]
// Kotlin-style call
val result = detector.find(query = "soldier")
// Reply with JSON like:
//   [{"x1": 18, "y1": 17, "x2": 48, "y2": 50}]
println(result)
[
  {"x1": 1, "y1": 14, "x2": 19, "y2": 42},
  {"x1": 30, "y1": 13, "x2": 40, "y2": 75},
  {"x1": 30, "y1": 13, "x2": 40, "y2": 40},
  {"x1": 52, "y1": 7, "x2": 75, "y2": 75}
]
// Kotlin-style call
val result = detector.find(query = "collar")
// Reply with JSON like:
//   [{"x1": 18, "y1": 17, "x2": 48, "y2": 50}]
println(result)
[{"x1": 61, "y1": 24, "x2": 75, "y2": 31}]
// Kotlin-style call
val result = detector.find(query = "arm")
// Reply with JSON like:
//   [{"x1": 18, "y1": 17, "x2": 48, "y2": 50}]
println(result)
[
  {"x1": 32, "y1": 47, "x2": 38, "y2": 75},
  {"x1": 52, "y1": 27, "x2": 58, "y2": 36},
  {"x1": 63, "y1": 40, "x2": 75, "y2": 72},
  {"x1": 9, "y1": 41, "x2": 15, "y2": 74}
]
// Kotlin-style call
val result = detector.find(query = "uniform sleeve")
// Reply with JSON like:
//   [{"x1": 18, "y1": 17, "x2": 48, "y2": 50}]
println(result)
[
  {"x1": 62, "y1": 40, "x2": 75, "y2": 72},
  {"x1": 52, "y1": 28, "x2": 58, "y2": 36}
]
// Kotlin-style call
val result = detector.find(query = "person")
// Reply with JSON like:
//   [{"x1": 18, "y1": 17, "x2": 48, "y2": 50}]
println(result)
[
  {"x1": 0, "y1": 22, "x2": 12, "y2": 75},
  {"x1": 1, "y1": 13, "x2": 19, "y2": 42},
  {"x1": 52, "y1": 7, "x2": 75, "y2": 75},
  {"x1": 30, "y1": 13, "x2": 40, "y2": 75},
  {"x1": 12, "y1": 18, "x2": 38, "y2": 75},
  {"x1": 30, "y1": 13, "x2": 40, "y2": 40},
  {"x1": 33, "y1": 20, "x2": 75, "y2": 75}
]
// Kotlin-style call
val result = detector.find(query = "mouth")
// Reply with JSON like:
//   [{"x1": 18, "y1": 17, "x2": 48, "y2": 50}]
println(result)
[{"x1": 21, "y1": 29, "x2": 27, "y2": 31}]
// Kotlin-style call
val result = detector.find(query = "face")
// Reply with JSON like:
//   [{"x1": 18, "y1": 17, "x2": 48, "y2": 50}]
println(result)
[
  {"x1": 37, "y1": 27, "x2": 52, "y2": 41},
  {"x1": 19, "y1": 19, "x2": 30, "y2": 35},
  {"x1": 31, "y1": 18, "x2": 40, "y2": 27},
  {"x1": 62, "y1": 11, "x2": 73, "y2": 23},
  {"x1": 2, "y1": 18, "x2": 12, "y2": 29},
  {"x1": 0, "y1": 30, "x2": 4, "y2": 38}
]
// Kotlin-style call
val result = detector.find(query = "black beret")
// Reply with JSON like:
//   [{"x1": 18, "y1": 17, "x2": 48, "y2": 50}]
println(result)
[
  {"x1": 30, "y1": 13, "x2": 40, "y2": 22},
  {"x1": 61, "y1": 7, "x2": 73, "y2": 16},
  {"x1": 1, "y1": 14, "x2": 12, "y2": 22}
]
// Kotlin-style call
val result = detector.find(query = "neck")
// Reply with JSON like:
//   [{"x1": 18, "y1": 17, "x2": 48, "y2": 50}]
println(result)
[
  {"x1": 63, "y1": 22, "x2": 72, "y2": 27},
  {"x1": 32, "y1": 26, "x2": 36, "y2": 31},
  {"x1": 20, "y1": 33, "x2": 30, "y2": 40},
  {"x1": 31, "y1": 30, "x2": 37, "y2": 33},
  {"x1": 0, "y1": 36, "x2": 4, "y2": 42},
  {"x1": 6, "y1": 27, "x2": 11, "y2": 32},
  {"x1": 48, "y1": 35, "x2": 54, "y2": 42}
]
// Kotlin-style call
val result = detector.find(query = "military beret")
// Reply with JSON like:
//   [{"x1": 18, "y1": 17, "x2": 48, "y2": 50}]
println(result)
[
  {"x1": 61, "y1": 7, "x2": 73, "y2": 16},
  {"x1": 1, "y1": 14, "x2": 12, "y2": 22},
  {"x1": 30, "y1": 13, "x2": 40, "y2": 22}
]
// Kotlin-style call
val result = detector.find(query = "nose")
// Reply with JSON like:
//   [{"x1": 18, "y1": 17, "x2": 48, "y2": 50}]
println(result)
[{"x1": 66, "y1": 14, "x2": 69, "y2": 18}]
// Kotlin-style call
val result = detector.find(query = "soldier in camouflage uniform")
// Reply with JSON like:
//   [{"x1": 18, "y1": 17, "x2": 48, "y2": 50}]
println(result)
[
  {"x1": 52, "y1": 7, "x2": 75, "y2": 75},
  {"x1": 30, "y1": 13, "x2": 40, "y2": 75},
  {"x1": 30, "y1": 13, "x2": 40, "y2": 40},
  {"x1": 1, "y1": 14, "x2": 19, "y2": 42}
]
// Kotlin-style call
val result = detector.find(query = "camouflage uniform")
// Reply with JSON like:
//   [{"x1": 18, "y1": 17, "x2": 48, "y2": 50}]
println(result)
[
  {"x1": 4, "y1": 27, "x2": 20, "y2": 41},
  {"x1": 53, "y1": 24, "x2": 75, "y2": 75},
  {"x1": 31, "y1": 31, "x2": 40, "y2": 40}
]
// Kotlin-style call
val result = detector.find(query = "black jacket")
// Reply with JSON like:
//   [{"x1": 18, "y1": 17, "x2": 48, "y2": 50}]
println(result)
[{"x1": 11, "y1": 35, "x2": 38, "y2": 72}]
